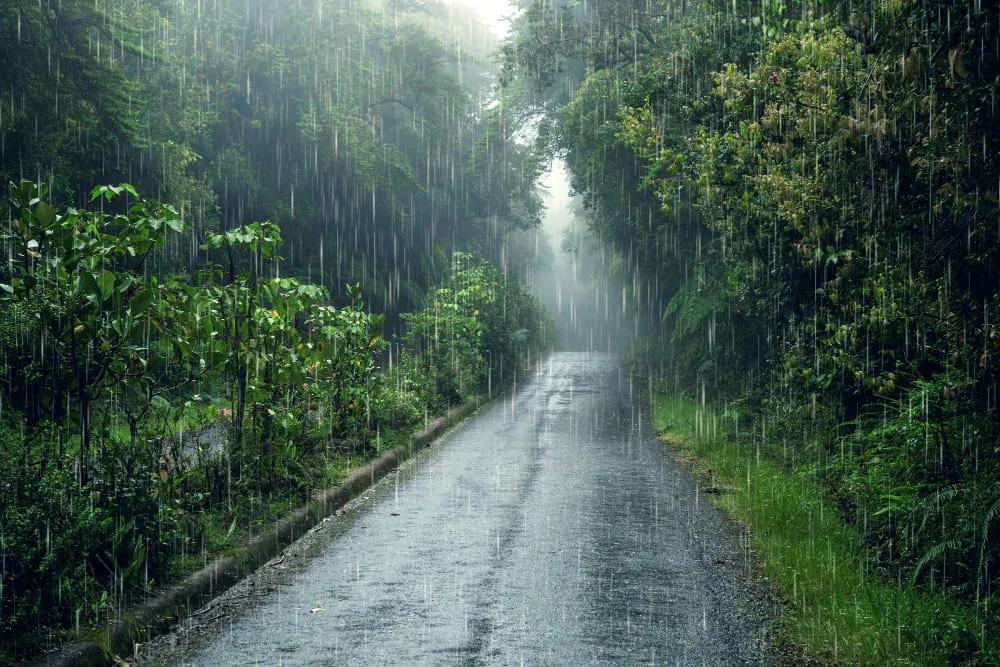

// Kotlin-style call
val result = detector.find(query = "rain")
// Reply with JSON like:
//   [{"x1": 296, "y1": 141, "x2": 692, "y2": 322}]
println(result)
[{"x1": 1, "y1": 0, "x2": 998, "y2": 665}]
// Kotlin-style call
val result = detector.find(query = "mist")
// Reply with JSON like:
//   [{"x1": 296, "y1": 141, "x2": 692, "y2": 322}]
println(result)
[{"x1": 524, "y1": 161, "x2": 627, "y2": 353}]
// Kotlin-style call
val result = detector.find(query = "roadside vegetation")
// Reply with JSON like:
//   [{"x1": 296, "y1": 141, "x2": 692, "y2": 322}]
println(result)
[
  {"x1": 0, "y1": 182, "x2": 551, "y2": 660},
  {"x1": 502, "y1": 0, "x2": 1000, "y2": 663},
  {"x1": 0, "y1": 0, "x2": 553, "y2": 659},
  {"x1": 654, "y1": 393, "x2": 998, "y2": 665}
]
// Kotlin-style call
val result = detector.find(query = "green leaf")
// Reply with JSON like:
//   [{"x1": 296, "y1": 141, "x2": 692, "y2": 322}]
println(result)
[
  {"x1": 35, "y1": 201, "x2": 55, "y2": 228},
  {"x1": 165, "y1": 217, "x2": 185, "y2": 233},
  {"x1": 81, "y1": 273, "x2": 102, "y2": 302},
  {"x1": 111, "y1": 317, "x2": 128, "y2": 337},
  {"x1": 129, "y1": 288, "x2": 154, "y2": 315},
  {"x1": 90, "y1": 184, "x2": 122, "y2": 201},
  {"x1": 225, "y1": 516, "x2": 238, "y2": 542},
  {"x1": 97, "y1": 270, "x2": 115, "y2": 301}
]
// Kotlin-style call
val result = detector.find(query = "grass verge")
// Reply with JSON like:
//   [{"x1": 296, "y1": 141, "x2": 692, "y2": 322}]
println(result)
[{"x1": 653, "y1": 393, "x2": 996, "y2": 665}]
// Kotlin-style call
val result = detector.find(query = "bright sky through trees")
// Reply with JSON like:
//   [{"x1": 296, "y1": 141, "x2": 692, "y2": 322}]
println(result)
[{"x1": 463, "y1": 0, "x2": 515, "y2": 38}]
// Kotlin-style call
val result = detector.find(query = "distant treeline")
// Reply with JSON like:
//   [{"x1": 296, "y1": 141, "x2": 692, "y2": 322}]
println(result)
[{"x1": 0, "y1": 0, "x2": 541, "y2": 316}]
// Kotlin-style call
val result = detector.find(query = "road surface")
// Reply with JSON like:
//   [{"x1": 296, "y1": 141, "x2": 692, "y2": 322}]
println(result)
[{"x1": 141, "y1": 352, "x2": 771, "y2": 665}]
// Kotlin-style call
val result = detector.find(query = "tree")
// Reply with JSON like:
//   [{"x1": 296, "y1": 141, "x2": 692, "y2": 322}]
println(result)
[
  {"x1": 1, "y1": 180, "x2": 184, "y2": 479},
  {"x1": 510, "y1": 0, "x2": 1000, "y2": 622}
]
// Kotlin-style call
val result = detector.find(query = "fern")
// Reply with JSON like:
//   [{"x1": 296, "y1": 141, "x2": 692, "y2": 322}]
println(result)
[
  {"x1": 912, "y1": 484, "x2": 966, "y2": 535},
  {"x1": 662, "y1": 267, "x2": 721, "y2": 342},
  {"x1": 912, "y1": 539, "x2": 963, "y2": 584},
  {"x1": 976, "y1": 495, "x2": 1000, "y2": 603}
]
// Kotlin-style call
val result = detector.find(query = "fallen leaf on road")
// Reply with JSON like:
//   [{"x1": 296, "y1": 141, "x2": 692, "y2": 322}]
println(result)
[{"x1": 310, "y1": 605, "x2": 325, "y2": 613}]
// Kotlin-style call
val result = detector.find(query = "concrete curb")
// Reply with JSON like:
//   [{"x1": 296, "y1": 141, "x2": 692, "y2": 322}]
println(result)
[{"x1": 41, "y1": 396, "x2": 485, "y2": 666}]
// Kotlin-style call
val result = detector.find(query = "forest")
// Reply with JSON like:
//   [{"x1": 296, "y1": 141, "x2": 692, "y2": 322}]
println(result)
[
  {"x1": 0, "y1": 0, "x2": 553, "y2": 659},
  {"x1": 3, "y1": 0, "x2": 1000, "y2": 663},
  {"x1": 500, "y1": 0, "x2": 1000, "y2": 663}
]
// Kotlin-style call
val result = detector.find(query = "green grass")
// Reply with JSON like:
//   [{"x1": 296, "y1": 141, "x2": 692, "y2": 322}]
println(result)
[{"x1": 653, "y1": 393, "x2": 996, "y2": 665}]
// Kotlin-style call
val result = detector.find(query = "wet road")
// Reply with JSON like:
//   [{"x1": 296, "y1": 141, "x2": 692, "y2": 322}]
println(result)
[{"x1": 174, "y1": 353, "x2": 767, "y2": 665}]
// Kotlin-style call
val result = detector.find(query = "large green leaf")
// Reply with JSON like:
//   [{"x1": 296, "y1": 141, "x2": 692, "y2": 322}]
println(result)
[
  {"x1": 97, "y1": 270, "x2": 115, "y2": 302},
  {"x1": 129, "y1": 288, "x2": 155, "y2": 315},
  {"x1": 34, "y1": 201, "x2": 55, "y2": 228},
  {"x1": 81, "y1": 272, "x2": 102, "y2": 303}
]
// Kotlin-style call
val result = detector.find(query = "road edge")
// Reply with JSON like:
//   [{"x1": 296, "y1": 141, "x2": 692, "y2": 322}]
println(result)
[{"x1": 40, "y1": 396, "x2": 486, "y2": 667}]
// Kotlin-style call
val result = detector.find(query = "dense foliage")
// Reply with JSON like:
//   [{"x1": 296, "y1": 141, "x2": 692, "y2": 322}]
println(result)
[
  {"x1": 504, "y1": 0, "x2": 1000, "y2": 661},
  {"x1": 0, "y1": 0, "x2": 540, "y2": 314},
  {"x1": 0, "y1": 182, "x2": 551, "y2": 657},
  {"x1": 0, "y1": 0, "x2": 555, "y2": 658},
  {"x1": 397, "y1": 252, "x2": 552, "y2": 409}
]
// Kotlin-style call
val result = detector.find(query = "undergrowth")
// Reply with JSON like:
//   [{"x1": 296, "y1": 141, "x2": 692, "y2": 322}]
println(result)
[{"x1": 653, "y1": 393, "x2": 999, "y2": 666}]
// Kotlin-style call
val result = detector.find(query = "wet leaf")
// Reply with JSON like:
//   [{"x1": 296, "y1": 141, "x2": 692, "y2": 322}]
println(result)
[
  {"x1": 97, "y1": 270, "x2": 115, "y2": 301},
  {"x1": 948, "y1": 48, "x2": 966, "y2": 78},
  {"x1": 129, "y1": 288, "x2": 154, "y2": 315}
]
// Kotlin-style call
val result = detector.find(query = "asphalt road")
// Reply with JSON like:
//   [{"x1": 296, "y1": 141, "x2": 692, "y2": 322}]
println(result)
[{"x1": 148, "y1": 352, "x2": 770, "y2": 665}]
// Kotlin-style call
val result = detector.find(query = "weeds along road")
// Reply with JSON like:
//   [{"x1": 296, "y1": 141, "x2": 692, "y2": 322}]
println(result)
[{"x1": 141, "y1": 352, "x2": 771, "y2": 665}]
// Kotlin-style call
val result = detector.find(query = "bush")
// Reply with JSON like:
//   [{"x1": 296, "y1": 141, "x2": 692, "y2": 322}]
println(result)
[
  {"x1": 397, "y1": 253, "x2": 553, "y2": 409},
  {"x1": 371, "y1": 385, "x2": 423, "y2": 433},
  {"x1": 0, "y1": 418, "x2": 165, "y2": 647}
]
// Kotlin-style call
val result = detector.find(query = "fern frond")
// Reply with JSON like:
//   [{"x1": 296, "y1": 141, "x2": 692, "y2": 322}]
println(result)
[
  {"x1": 983, "y1": 496, "x2": 1000, "y2": 527},
  {"x1": 976, "y1": 495, "x2": 1000, "y2": 602},
  {"x1": 662, "y1": 268, "x2": 721, "y2": 341},
  {"x1": 913, "y1": 484, "x2": 966, "y2": 511},
  {"x1": 912, "y1": 539, "x2": 962, "y2": 583}
]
